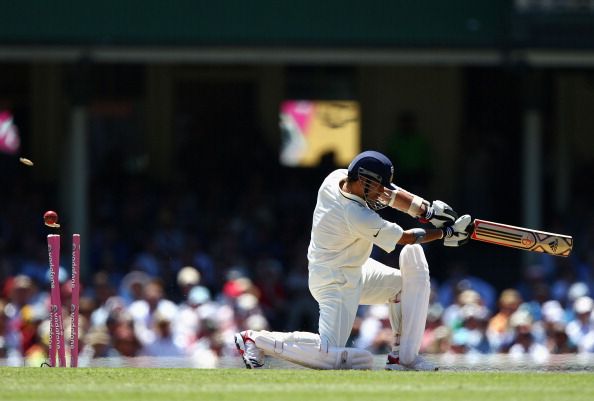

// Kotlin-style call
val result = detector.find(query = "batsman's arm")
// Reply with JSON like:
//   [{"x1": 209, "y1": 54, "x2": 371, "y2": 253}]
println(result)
[
  {"x1": 397, "y1": 215, "x2": 473, "y2": 246},
  {"x1": 385, "y1": 188, "x2": 430, "y2": 218},
  {"x1": 383, "y1": 187, "x2": 458, "y2": 227},
  {"x1": 397, "y1": 228, "x2": 443, "y2": 245}
]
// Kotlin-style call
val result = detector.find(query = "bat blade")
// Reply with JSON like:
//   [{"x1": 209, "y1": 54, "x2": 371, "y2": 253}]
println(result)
[{"x1": 470, "y1": 219, "x2": 573, "y2": 257}]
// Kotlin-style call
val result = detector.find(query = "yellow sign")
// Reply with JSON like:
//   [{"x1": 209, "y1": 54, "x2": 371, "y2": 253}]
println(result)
[{"x1": 280, "y1": 100, "x2": 360, "y2": 167}]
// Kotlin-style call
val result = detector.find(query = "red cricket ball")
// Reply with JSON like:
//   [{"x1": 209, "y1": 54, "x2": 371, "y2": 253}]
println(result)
[{"x1": 43, "y1": 210, "x2": 59, "y2": 227}]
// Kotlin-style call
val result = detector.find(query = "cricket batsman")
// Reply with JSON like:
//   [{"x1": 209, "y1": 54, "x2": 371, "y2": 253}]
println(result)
[{"x1": 235, "y1": 150, "x2": 471, "y2": 370}]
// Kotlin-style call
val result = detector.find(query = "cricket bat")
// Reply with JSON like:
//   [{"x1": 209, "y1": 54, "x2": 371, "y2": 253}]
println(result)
[{"x1": 469, "y1": 219, "x2": 573, "y2": 257}]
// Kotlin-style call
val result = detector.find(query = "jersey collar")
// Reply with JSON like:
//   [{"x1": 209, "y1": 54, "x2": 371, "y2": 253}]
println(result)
[{"x1": 338, "y1": 180, "x2": 367, "y2": 207}]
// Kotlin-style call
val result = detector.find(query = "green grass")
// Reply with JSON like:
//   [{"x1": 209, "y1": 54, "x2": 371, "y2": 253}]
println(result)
[{"x1": 1, "y1": 368, "x2": 593, "y2": 401}]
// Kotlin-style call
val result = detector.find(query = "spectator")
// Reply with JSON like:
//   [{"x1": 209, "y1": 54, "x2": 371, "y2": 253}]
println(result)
[
  {"x1": 540, "y1": 299, "x2": 574, "y2": 353},
  {"x1": 118, "y1": 270, "x2": 151, "y2": 306},
  {"x1": 565, "y1": 296, "x2": 594, "y2": 353},
  {"x1": 487, "y1": 289, "x2": 522, "y2": 352},
  {"x1": 451, "y1": 304, "x2": 490, "y2": 354},
  {"x1": 112, "y1": 324, "x2": 142, "y2": 358},
  {"x1": 547, "y1": 322, "x2": 576, "y2": 354},
  {"x1": 80, "y1": 326, "x2": 112, "y2": 362},
  {"x1": 0, "y1": 299, "x2": 21, "y2": 362},
  {"x1": 139, "y1": 311, "x2": 185, "y2": 357},
  {"x1": 90, "y1": 296, "x2": 127, "y2": 328},
  {"x1": 234, "y1": 293, "x2": 267, "y2": 332},
  {"x1": 174, "y1": 285, "x2": 212, "y2": 348},
  {"x1": 4, "y1": 275, "x2": 38, "y2": 356},
  {"x1": 128, "y1": 279, "x2": 178, "y2": 346},
  {"x1": 176, "y1": 266, "x2": 201, "y2": 303},
  {"x1": 354, "y1": 305, "x2": 393, "y2": 354},
  {"x1": 507, "y1": 309, "x2": 549, "y2": 361},
  {"x1": 87, "y1": 272, "x2": 117, "y2": 323},
  {"x1": 187, "y1": 317, "x2": 224, "y2": 368},
  {"x1": 19, "y1": 303, "x2": 47, "y2": 360},
  {"x1": 564, "y1": 282, "x2": 590, "y2": 322},
  {"x1": 442, "y1": 289, "x2": 484, "y2": 330},
  {"x1": 26, "y1": 319, "x2": 50, "y2": 367}
]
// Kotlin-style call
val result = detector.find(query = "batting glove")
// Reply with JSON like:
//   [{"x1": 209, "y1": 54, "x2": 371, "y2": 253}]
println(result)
[
  {"x1": 443, "y1": 214, "x2": 472, "y2": 247},
  {"x1": 420, "y1": 200, "x2": 458, "y2": 228}
]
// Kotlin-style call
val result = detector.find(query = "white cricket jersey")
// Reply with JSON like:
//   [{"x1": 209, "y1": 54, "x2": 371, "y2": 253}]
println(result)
[{"x1": 307, "y1": 169, "x2": 404, "y2": 269}]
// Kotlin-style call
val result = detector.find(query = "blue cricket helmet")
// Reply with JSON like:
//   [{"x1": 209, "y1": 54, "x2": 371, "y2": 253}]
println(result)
[{"x1": 347, "y1": 150, "x2": 396, "y2": 189}]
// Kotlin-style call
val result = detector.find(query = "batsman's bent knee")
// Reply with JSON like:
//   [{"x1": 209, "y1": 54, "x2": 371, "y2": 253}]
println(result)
[{"x1": 399, "y1": 244, "x2": 429, "y2": 279}]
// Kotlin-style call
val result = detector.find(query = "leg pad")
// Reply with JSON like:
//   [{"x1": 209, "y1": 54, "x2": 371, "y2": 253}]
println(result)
[{"x1": 254, "y1": 331, "x2": 373, "y2": 370}]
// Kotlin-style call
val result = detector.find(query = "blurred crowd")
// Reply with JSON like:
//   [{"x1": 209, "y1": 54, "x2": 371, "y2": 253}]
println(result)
[
  {"x1": 1, "y1": 257, "x2": 594, "y2": 368},
  {"x1": 354, "y1": 277, "x2": 594, "y2": 361},
  {"x1": 0, "y1": 265, "x2": 284, "y2": 367}
]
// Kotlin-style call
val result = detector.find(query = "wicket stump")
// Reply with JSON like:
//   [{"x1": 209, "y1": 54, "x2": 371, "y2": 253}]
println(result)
[{"x1": 47, "y1": 234, "x2": 81, "y2": 367}]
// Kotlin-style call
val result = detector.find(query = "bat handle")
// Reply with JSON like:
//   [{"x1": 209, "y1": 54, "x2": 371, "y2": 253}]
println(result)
[{"x1": 466, "y1": 220, "x2": 476, "y2": 236}]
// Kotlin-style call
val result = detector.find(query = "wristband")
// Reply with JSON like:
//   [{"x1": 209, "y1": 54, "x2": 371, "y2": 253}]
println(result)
[{"x1": 410, "y1": 228, "x2": 426, "y2": 244}]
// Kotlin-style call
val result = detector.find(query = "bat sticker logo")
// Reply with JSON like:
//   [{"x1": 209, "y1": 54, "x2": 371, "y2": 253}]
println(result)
[
  {"x1": 549, "y1": 239, "x2": 559, "y2": 253},
  {"x1": 521, "y1": 237, "x2": 534, "y2": 246}
]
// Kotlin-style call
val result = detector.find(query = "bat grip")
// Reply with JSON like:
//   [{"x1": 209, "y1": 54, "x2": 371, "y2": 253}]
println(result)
[{"x1": 466, "y1": 220, "x2": 476, "y2": 236}]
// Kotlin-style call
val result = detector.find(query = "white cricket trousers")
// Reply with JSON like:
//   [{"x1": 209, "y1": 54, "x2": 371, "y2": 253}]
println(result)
[
  {"x1": 309, "y1": 257, "x2": 401, "y2": 347},
  {"x1": 308, "y1": 244, "x2": 430, "y2": 363}
]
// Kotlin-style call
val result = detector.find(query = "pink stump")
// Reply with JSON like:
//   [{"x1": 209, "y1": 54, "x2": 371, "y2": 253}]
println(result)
[
  {"x1": 47, "y1": 235, "x2": 66, "y2": 367},
  {"x1": 70, "y1": 234, "x2": 80, "y2": 367}
]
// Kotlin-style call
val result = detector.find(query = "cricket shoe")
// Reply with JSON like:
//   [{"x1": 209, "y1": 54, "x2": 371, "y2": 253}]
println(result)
[
  {"x1": 385, "y1": 352, "x2": 438, "y2": 371},
  {"x1": 234, "y1": 331, "x2": 264, "y2": 369}
]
